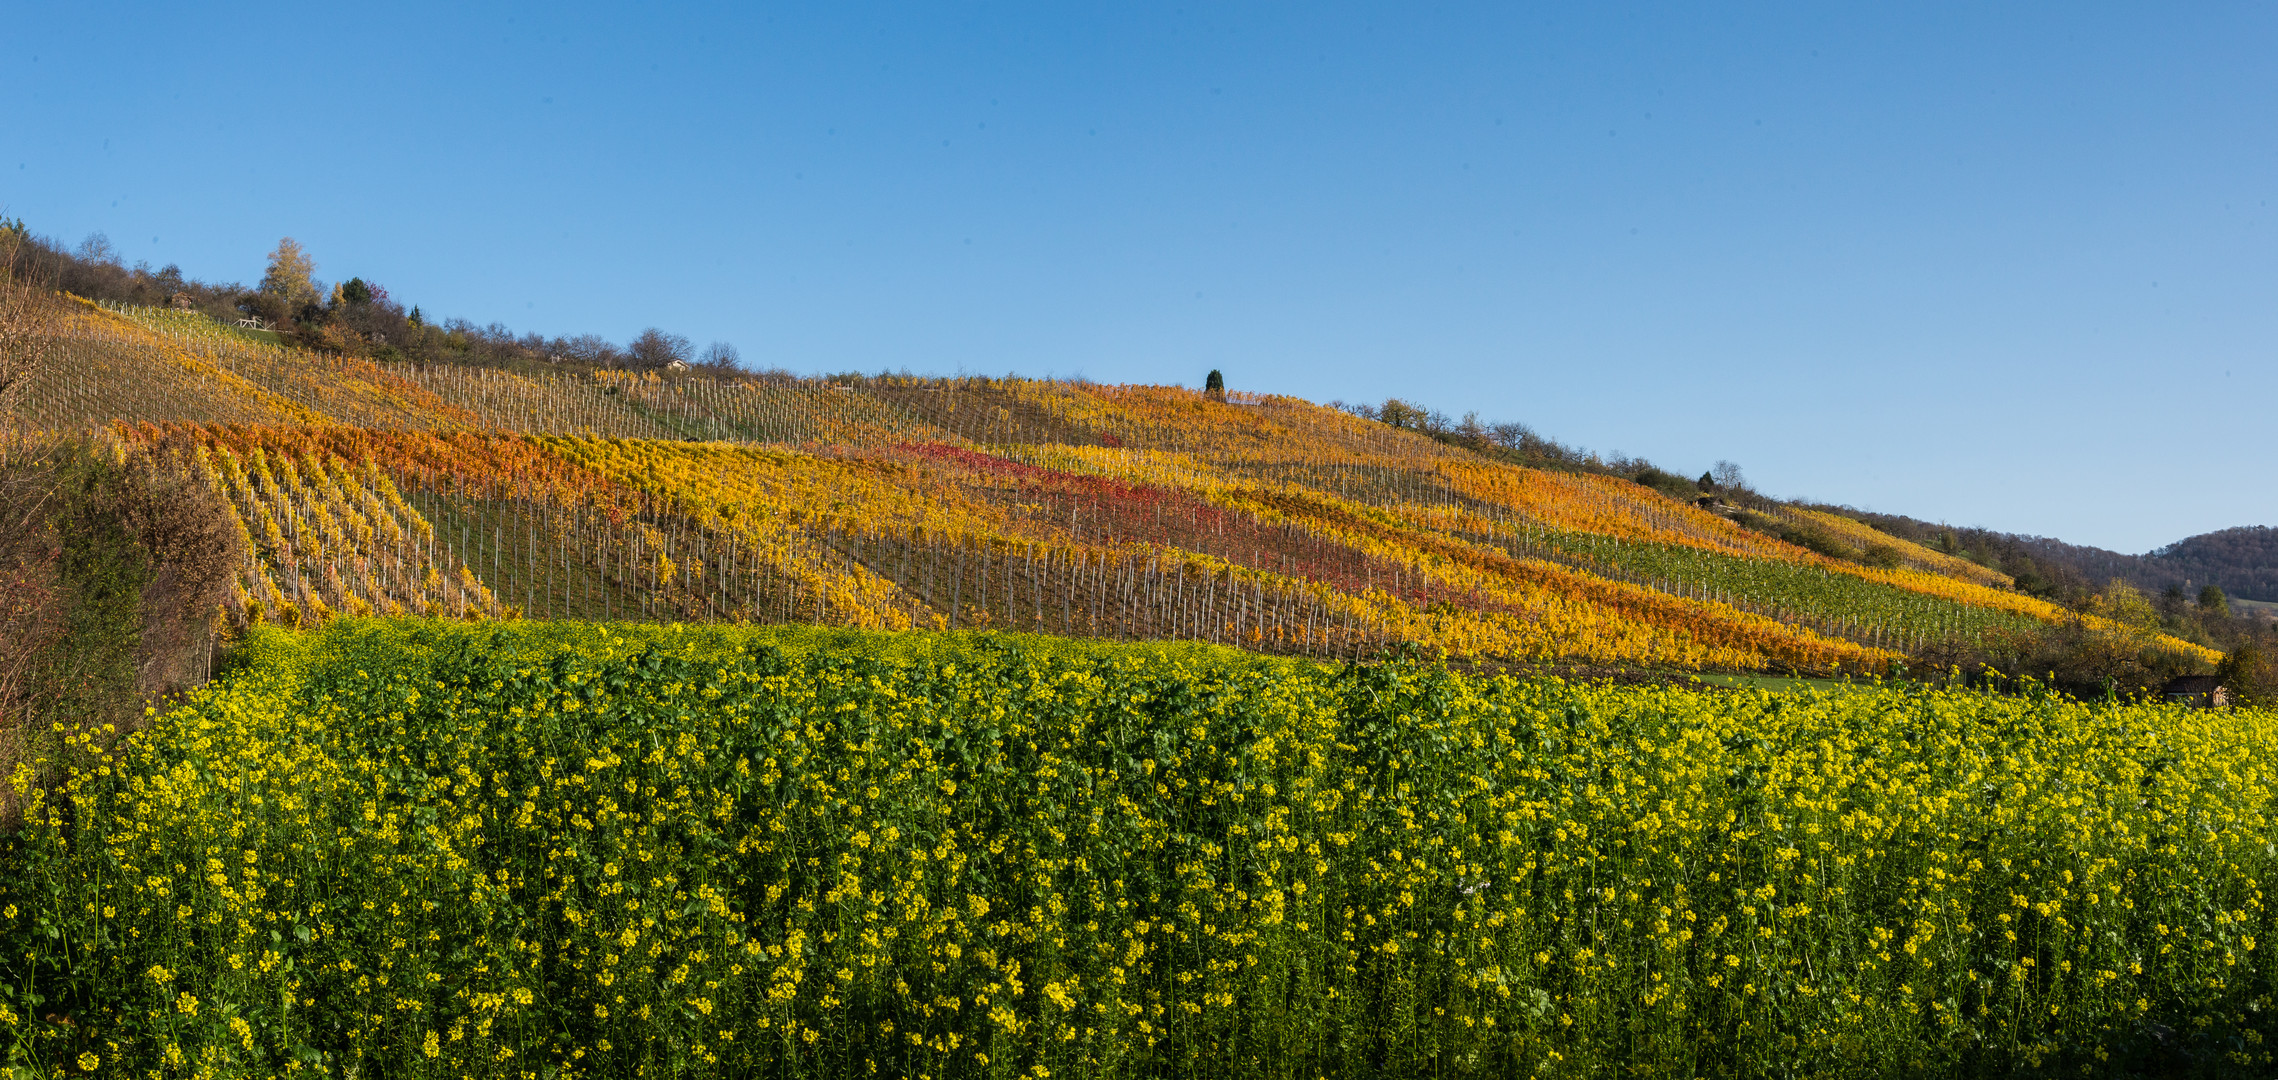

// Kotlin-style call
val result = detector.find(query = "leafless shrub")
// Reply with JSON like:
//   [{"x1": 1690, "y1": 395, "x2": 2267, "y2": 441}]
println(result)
[
  {"x1": 0, "y1": 434, "x2": 68, "y2": 824},
  {"x1": 0, "y1": 434, "x2": 241, "y2": 826},
  {"x1": 118, "y1": 441, "x2": 243, "y2": 697}
]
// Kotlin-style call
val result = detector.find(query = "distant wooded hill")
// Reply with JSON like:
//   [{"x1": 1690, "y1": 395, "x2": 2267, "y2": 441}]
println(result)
[
  {"x1": 2148, "y1": 527, "x2": 2278, "y2": 602},
  {"x1": 1833, "y1": 511, "x2": 2277, "y2": 604}
]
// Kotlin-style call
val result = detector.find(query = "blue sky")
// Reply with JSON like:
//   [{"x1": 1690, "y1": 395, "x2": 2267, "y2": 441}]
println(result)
[{"x1": 7, "y1": 3, "x2": 2272, "y2": 553}]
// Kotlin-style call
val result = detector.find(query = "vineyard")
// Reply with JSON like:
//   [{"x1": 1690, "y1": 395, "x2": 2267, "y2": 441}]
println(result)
[
  {"x1": 2, "y1": 297, "x2": 2218, "y2": 675},
  {"x1": 5, "y1": 620, "x2": 2272, "y2": 1077},
  {"x1": 1, "y1": 275, "x2": 2265, "y2": 1080}
]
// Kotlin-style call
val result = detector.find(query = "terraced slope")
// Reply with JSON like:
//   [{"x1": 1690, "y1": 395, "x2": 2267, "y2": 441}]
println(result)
[{"x1": 5, "y1": 298, "x2": 2215, "y2": 673}]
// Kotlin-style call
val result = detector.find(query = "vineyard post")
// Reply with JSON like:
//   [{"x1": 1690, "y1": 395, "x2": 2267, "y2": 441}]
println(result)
[
  {"x1": 1105, "y1": 553, "x2": 1121, "y2": 639},
  {"x1": 1175, "y1": 563, "x2": 1187, "y2": 640},
  {"x1": 1214, "y1": 570, "x2": 1228, "y2": 645},
  {"x1": 1257, "y1": 577, "x2": 1267, "y2": 647},
  {"x1": 1106, "y1": 557, "x2": 1121, "y2": 639},
  {"x1": 584, "y1": 508, "x2": 599, "y2": 619},
  {"x1": 921, "y1": 535, "x2": 936, "y2": 612},
  {"x1": 975, "y1": 537, "x2": 990, "y2": 626},
  {"x1": 949, "y1": 537, "x2": 964, "y2": 629},
  {"x1": 1230, "y1": 574, "x2": 1248, "y2": 651},
  {"x1": 1145, "y1": 556, "x2": 1160, "y2": 640},
  {"x1": 816, "y1": 526, "x2": 833, "y2": 623},
  {"x1": 1071, "y1": 550, "x2": 1086, "y2": 637},
  {"x1": 1120, "y1": 559, "x2": 1134, "y2": 640},
  {"x1": 490, "y1": 500, "x2": 501, "y2": 609},
  {"x1": 1027, "y1": 542, "x2": 1041, "y2": 630},
  {"x1": 1091, "y1": 552, "x2": 1105, "y2": 637},
  {"x1": 722, "y1": 533, "x2": 737, "y2": 621}
]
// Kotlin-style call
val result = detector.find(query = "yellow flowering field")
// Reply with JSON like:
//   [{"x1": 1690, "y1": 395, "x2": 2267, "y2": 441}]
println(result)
[{"x1": 3, "y1": 620, "x2": 2274, "y2": 1078}]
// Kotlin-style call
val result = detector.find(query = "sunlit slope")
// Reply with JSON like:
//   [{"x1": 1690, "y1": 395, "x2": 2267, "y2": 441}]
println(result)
[
  {"x1": 144, "y1": 425, "x2": 1880, "y2": 670},
  {"x1": 1781, "y1": 505, "x2": 2014, "y2": 588},
  {"x1": 26, "y1": 302, "x2": 1468, "y2": 455},
  {"x1": 131, "y1": 419, "x2": 2217, "y2": 673},
  {"x1": 10, "y1": 299, "x2": 2218, "y2": 671},
  {"x1": 10, "y1": 300, "x2": 476, "y2": 429},
  {"x1": 1001, "y1": 445, "x2": 2186, "y2": 657}
]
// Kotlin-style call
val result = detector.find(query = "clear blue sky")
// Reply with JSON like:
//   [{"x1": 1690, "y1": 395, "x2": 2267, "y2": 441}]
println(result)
[{"x1": 7, "y1": 3, "x2": 2272, "y2": 553}]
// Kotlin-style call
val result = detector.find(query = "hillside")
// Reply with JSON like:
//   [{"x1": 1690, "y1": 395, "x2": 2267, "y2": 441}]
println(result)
[
  {"x1": 1834, "y1": 509, "x2": 2278, "y2": 605},
  {"x1": 2151, "y1": 526, "x2": 2278, "y2": 602},
  {"x1": 0, "y1": 294, "x2": 2225, "y2": 681}
]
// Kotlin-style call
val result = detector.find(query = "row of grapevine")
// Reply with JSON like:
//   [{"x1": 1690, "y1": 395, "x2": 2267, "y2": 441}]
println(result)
[
  {"x1": 1774, "y1": 504, "x2": 2014, "y2": 587},
  {"x1": 155, "y1": 424, "x2": 1856, "y2": 669},
  {"x1": 10, "y1": 301, "x2": 2212, "y2": 670},
  {"x1": 6, "y1": 308, "x2": 291, "y2": 429},
  {"x1": 108, "y1": 418, "x2": 2207, "y2": 671},
  {"x1": 89, "y1": 300, "x2": 473, "y2": 428},
  {"x1": 198, "y1": 445, "x2": 498, "y2": 626},
  {"x1": 210, "y1": 462, "x2": 1396, "y2": 659},
  {"x1": 1001, "y1": 442, "x2": 2113, "y2": 656},
  {"x1": 546, "y1": 436, "x2": 1879, "y2": 668},
  {"x1": 384, "y1": 365, "x2": 946, "y2": 445},
  {"x1": 1465, "y1": 521, "x2": 2044, "y2": 653}
]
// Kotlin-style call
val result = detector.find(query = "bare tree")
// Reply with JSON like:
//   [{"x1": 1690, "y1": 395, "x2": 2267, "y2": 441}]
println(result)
[
  {"x1": 1487, "y1": 421, "x2": 1532, "y2": 451},
  {"x1": 552, "y1": 334, "x2": 622, "y2": 367},
  {"x1": 1455, "y1": 411, "x2": 1487, "y2": 447},
  {"x1": 697, "y1": 341, "x2": 741, "y2": 375},
  {"x1": 75, "y1": 232, "x2": 121, "y2": 267},
  {"x1": 627, "y1": 328, "x2": 693, "y2": 370}
]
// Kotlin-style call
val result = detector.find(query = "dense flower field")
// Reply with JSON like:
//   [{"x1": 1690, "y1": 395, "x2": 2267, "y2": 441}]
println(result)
[{"x1": 4, "y1": 620, "x2": 2272, "y2": 1077}]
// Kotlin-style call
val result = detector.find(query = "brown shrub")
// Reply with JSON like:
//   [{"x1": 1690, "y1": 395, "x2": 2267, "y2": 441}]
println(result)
[
  {"x1": 0, "y1": 435, "x2": 241, "y2": 824},
  {"x1": 1913, "y1": 616, "x2": 2209, "y2": 700},
  {"x1": 0, "y1": 436, "x2": 68, "y2": 741}
]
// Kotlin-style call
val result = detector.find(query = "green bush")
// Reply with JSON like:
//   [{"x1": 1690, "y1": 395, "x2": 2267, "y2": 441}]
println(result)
[
  {"x1": 1627, "y1": 467, "x2": 1699, "y2": 502},
  {"x1": 2216, "y1": 640, "x2": 2273, "y2": 706},
  {"x1": 1732, "y1": 509, "x2": 1855, "y2": 561}
]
